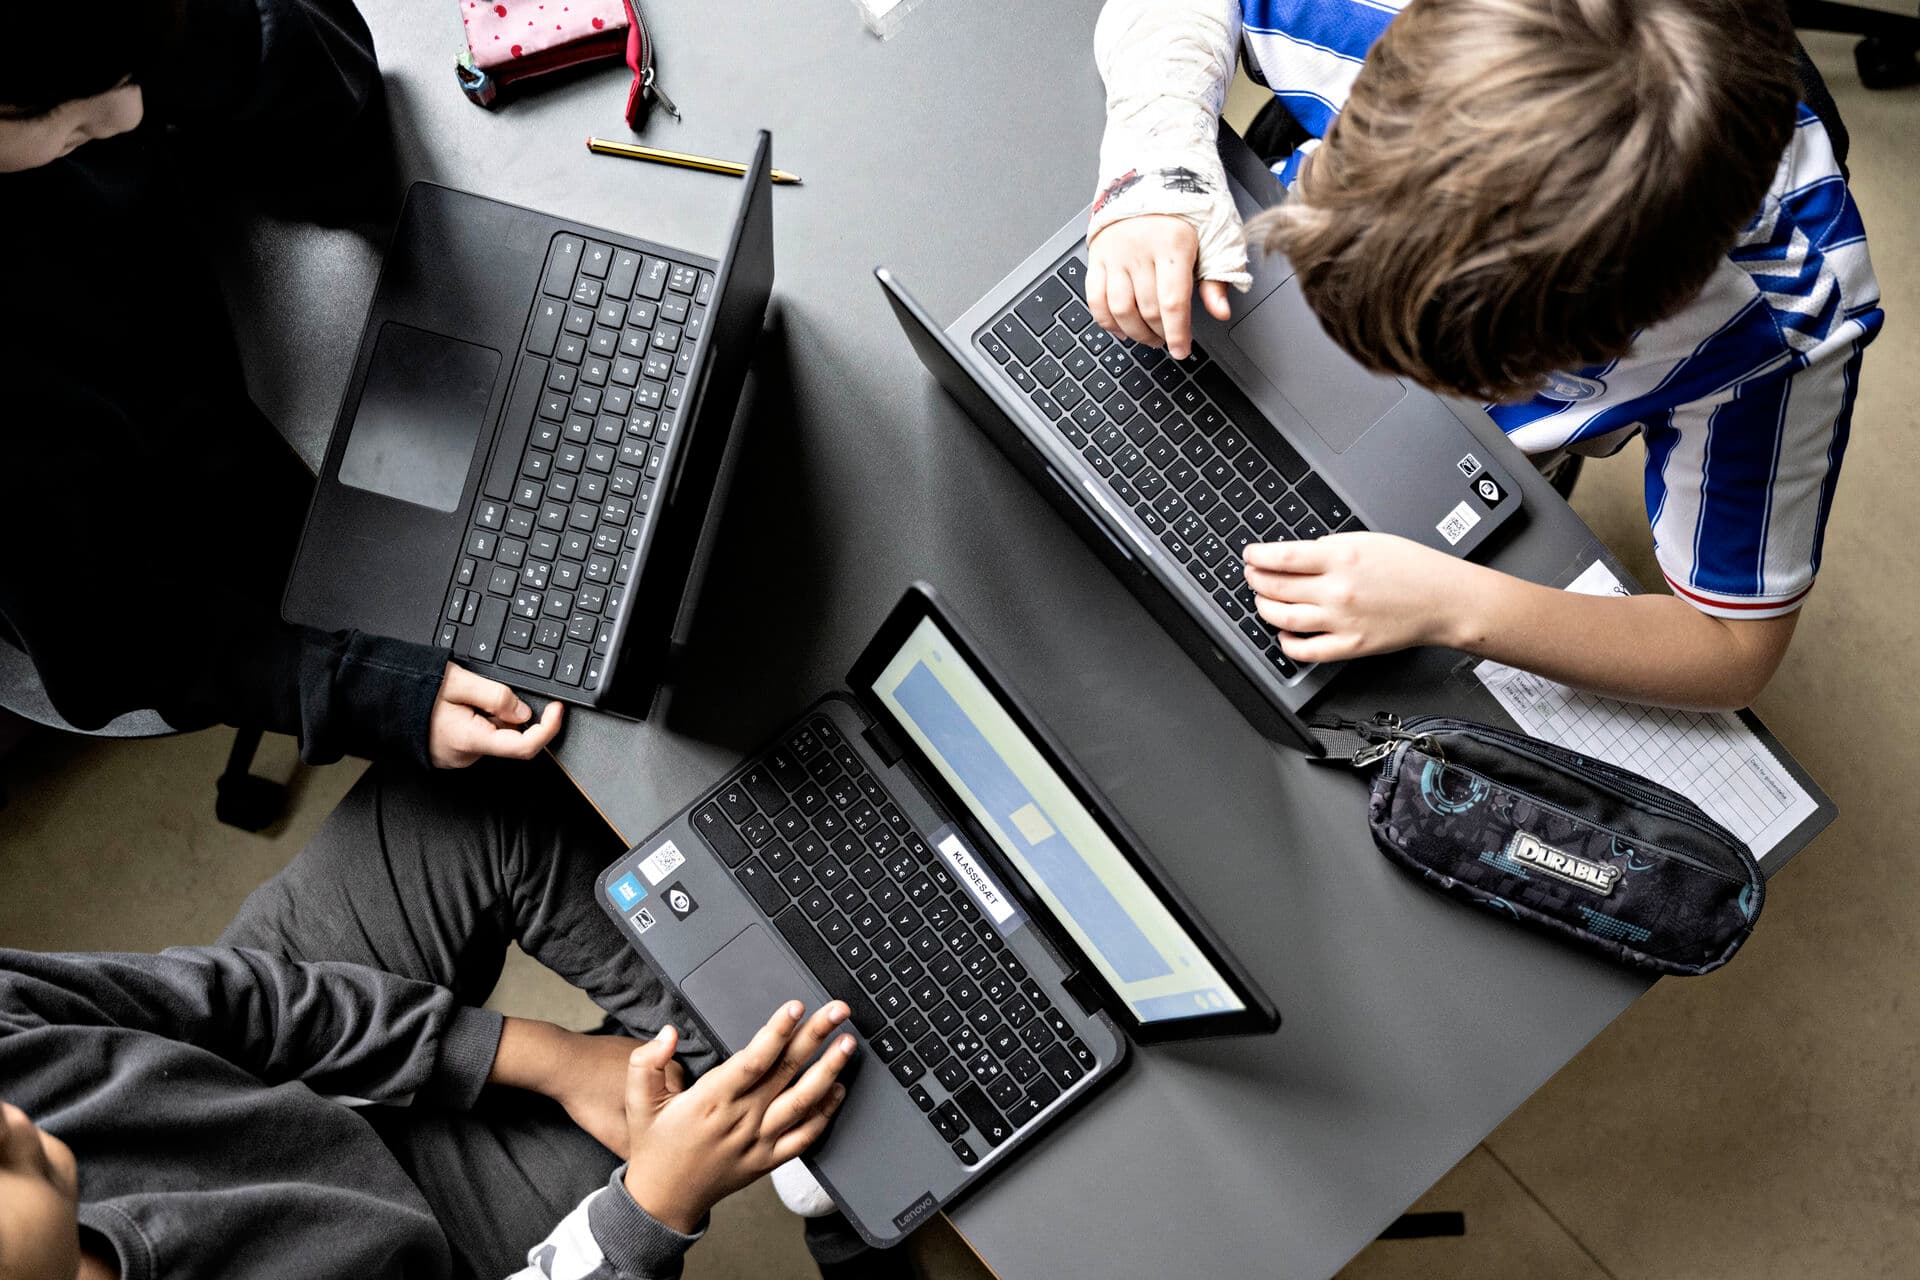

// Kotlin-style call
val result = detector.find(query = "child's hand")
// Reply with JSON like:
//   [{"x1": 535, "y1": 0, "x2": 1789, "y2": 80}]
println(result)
[
  {"x1": 1087, "y1": 214, "x2": 1232, "y2": 359},
  {"x1": 621, "y1": 1001, "x2": 855, "y2": 1234},
  {"x1": 1244, "y1": 532, "x2": 1476, "y2": 663},
  {"x1": 487, "y1": 1018, "x2": 646, "y2": 1157},
  {"x1": 429, "y1": 663, "x2": 565, "y2": 767}
]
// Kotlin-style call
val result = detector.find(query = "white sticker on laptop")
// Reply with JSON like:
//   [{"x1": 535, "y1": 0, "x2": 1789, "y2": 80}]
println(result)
[
  {"x1": 1436, "y1": 500, "x2": 1481, "y2": 546},
  {"x1": 935, "y1": 829, "x2": 1019, "y2": 928},
  {"x1": 638, "y1": 840, "x2": 686, "y2": 885}
]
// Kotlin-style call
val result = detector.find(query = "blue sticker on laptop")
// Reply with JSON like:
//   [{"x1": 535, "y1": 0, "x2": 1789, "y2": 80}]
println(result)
[
  {"x1": 929, "y1": 824, "x2": 1023, "y2": 932},
  {"x1": 607, "y1": 872, "x2": 647, "y2": 910}
]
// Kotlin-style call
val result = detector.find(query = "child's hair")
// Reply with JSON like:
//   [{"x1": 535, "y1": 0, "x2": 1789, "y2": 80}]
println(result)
[
  {"x1": 1247, "y1": 0, "x2": 1800, "y2": 402},
  {"x1": 0, "y1": 0, "x2": 182, "y2": 116}
]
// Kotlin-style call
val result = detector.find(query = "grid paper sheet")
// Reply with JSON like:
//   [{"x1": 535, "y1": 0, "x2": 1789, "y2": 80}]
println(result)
[{"x1": 1473, "y1": 562, "x2": 1817, "y2": 860}]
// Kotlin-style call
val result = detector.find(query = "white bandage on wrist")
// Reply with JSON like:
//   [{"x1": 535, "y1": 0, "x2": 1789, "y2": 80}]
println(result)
[
  {"x1": 1090, "y1": 0, "x2": 1251, "y2": 289},
  {"x1": 771, "y1": 1157, "x2": 837, "y2": 1218}
]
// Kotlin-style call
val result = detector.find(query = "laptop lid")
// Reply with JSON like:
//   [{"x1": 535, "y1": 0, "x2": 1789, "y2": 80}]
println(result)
[
  {"x1": 846, "y1": 584, "x2": 1279, "y2": 1042},
  {"x1": 606, "y1": 130, "x2": 776, "y2": 714}
]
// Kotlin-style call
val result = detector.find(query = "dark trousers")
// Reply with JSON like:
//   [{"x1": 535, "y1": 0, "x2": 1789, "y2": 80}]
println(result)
[{"x1": 217, "y1": 757, "x2": 709, "y2": 1278}]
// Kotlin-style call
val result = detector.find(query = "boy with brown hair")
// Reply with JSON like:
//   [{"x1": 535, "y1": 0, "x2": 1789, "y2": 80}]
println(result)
[{"x1": 1087, "y1": 0, "x2": 1882, "y2": 709}]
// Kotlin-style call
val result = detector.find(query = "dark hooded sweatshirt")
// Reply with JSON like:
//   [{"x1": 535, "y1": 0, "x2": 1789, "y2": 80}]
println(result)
[
  {"x1": 0, "y1": 0, "x2": 445, "y2": 766},
  {"x1": 0, "y1": 946, "x2": 699, "y2": 1279}
]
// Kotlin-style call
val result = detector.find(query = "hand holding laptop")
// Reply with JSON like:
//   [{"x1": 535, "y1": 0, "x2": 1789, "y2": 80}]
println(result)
[
  {"x1": 621, "y1": 1002, "x2": 855, "y2": 1234},
  {"x1": 428, "y1": 663, "x2": 566, "y2": 767},
  {"x1": 1086, "y1": 214, "x2": 1233, "y2": 359}
]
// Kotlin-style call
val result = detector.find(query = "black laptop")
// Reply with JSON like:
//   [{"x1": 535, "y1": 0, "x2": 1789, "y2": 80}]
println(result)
[
  {"x1": 879, "y1": 126, "x2": 1525, "y2": 752},
  {"x1": 598, "y1": 584, "x2": 1276, "y2": 1247},
  {"x1": 284, "y1": 133, "x2": 776, "y2": 717}
]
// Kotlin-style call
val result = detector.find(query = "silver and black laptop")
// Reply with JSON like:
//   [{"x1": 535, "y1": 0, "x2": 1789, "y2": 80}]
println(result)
[
  {"x1": 879, "y1": 127, "x2": 1523, "y2": 752},
  {"x1": 598, "y1": 584, "x2": 1276, "y2": 1247},
  {"x1": 284, "y1": 134, "x2": 775, "y2": 718}
]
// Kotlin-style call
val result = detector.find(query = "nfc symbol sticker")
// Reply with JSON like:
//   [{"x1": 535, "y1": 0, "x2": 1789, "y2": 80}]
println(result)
[
  {"x1": 662, "y1": 881, "x2": 699, "y2": 920},
  {"x1": 1470, "y1": 474, "x2": 1507, "y2": 510}
]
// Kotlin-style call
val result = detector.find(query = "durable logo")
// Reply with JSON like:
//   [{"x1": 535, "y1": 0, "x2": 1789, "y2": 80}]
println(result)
[
  {"x1": 893, "y1": 1191, "x2": 940, "y2": 1233},
  {"x1": 1506, "y1": 832, "x2": 1620, "y2": 896}
]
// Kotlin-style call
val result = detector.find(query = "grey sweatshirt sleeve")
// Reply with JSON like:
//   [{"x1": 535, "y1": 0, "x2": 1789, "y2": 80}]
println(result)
[
  {"x1": 506, "y1": 1166, "x2": 705, "y2": 1280},
  {"x1": 0, "y1": 947, "x2": 502, "y2": 1109}
]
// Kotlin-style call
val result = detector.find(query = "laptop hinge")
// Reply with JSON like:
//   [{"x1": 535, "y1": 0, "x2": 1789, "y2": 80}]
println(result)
[
  {"x1": 862, "y1": 721, "x2": 904, "y2": 768},
  {"x1": 1060, "y1": 970, "x2": 1104, "y2": 1018}
]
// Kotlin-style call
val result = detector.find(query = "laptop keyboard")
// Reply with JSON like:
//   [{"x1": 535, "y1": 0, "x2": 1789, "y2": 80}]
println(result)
[
  {"x1": 976, "y1": 257, "x2": 1368, "y2": 681},
  {"x1": 437, "y1": 235, "x2": 714, "y2": 692},
  {"x1": 692, "y1": 714, "x2": 1097, "y2": 1167}
]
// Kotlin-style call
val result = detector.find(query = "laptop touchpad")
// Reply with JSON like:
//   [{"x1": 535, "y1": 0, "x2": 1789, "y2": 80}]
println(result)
[
  {"x1": 682, "y1": 925, "x2": 823, "y2": 1055},
  {"x1": 339, "y1": 322, "x2": 499, "y2": 513},
  {"x1": 1229, "y1": 278, "x2": 1407, "y2": 454}
]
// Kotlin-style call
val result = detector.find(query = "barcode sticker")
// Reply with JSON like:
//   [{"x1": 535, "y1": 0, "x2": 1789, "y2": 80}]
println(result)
[
  {"x1": 638, "y1": 839, "x2": 685, "y2": 885},
  {"x1": 1436, "y1": 500, "x2": 1481, "y2": 545}
]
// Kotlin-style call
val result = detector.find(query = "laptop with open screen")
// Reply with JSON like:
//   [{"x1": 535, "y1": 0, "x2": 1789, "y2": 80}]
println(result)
[
  {"x1": 284, "y1": 133, "x2": 776, "y2": 719},
  {"x1": 598, "y1": 583, "x2": 1276, "y2": 1246},
  {"x1": 879, "y1": 126, "x2": 1525, "y2": 750}
]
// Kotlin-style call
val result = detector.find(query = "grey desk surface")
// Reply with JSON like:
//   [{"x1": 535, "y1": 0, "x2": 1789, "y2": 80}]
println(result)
[{"x1": 237, "y1": 2, "x2": 1821, "y2": 1276}]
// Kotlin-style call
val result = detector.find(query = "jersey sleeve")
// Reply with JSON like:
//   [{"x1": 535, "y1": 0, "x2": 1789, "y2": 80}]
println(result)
[
  {"x1": 1239, "y1": 0, "x2": 1400, "y2": 139},
  {"x1": 1641, "y1": 335, "x2": 1867, "y2": 620}
]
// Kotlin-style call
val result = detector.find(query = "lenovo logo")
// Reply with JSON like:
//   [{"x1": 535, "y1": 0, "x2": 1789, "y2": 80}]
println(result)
[{"x1": 893, "y1": 1191, "x2": 939, "y2": 1233}]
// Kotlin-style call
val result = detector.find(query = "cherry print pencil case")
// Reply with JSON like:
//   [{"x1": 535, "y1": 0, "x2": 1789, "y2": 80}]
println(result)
[{"x1": 455, "y1": 0, "x2": 675, "y2": 127}]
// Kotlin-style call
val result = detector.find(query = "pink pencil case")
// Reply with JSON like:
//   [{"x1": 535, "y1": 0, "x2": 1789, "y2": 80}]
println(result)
[{"x1": 454, "y1": 0, "x2": 676, "y2": 126}]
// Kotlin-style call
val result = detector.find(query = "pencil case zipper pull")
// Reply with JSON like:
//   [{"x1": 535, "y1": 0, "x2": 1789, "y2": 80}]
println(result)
[
  {"x1": 642, "y1": 66, "x2": 679, "y2": 119},
  {"x1": 1317, "y1": 714, "x2": 1441, "y2": 769}
]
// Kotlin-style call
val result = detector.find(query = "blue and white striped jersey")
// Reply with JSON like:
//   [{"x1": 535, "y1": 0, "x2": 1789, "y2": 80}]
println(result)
[{"x1": 1241, "y1": 0, "x2": 1884, "y2": 617}]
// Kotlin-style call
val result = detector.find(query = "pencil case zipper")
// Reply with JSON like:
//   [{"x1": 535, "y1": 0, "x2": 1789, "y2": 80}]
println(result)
[{"x1": 624, "y1": 0, "x2": 679, "y2": 120}]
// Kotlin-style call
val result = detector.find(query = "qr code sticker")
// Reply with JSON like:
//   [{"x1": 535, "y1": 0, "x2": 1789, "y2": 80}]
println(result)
[{"x1": 1437, "y1": 501, "x2": 1481, "y2": 545}]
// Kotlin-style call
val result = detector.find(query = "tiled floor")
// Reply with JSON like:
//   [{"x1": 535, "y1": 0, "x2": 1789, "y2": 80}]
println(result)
[{"x1": 3, "y1": 29, "x2": 1914, "y2": 1280}]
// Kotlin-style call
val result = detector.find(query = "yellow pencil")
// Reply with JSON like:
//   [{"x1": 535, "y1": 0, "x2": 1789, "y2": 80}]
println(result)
[{"x1": 586, "y1": 137, "x2": 803, "y2": 185}]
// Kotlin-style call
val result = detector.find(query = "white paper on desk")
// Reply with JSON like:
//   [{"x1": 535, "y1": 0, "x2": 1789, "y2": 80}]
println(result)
[{"x1": 1472, "y1": 561, "x2": 1817, "y2": 860}]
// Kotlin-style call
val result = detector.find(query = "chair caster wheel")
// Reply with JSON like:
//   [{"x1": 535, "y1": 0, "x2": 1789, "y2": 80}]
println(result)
[
  {"x1": 1856, "y1": 36, "x2": 1920, "y2": 90},
  {"x1": 216, "y1": 772, "x2": 288, "y2": 832}
]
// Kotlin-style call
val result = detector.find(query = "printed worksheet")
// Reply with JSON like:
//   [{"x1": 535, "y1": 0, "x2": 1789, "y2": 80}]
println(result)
[{"x1": 1473, "y1": 562, "x2": 1818, "y2": 860}]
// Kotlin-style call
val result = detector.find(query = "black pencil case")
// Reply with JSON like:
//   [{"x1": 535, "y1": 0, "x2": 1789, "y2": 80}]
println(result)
[{"x1": 1316, "y1": 715, "x2": 1764, "y2": 976}]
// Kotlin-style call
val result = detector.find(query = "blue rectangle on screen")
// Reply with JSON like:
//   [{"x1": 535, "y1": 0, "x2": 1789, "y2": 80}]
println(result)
[
  {"x1": 1131, "y1": 990, "x2": 1223, "y2": 1023},
  {"x1": 892, "y1": 662, "x2": 1170, "y2": 983}
]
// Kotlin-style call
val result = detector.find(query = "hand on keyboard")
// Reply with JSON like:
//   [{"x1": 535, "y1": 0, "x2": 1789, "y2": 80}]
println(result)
[
  {"x1": 621, "y1": 1003, "x2": 855, "y2": 1234},
  {"x1": 1243, "y1": 532, "x2": 1472, "y2": 665},
  {"x1": 428, "y1": 662, "x2": 566, "y2": 767},
  {"x1": 1086, "y1": 214, "x2": 1233, "y2": 359}
]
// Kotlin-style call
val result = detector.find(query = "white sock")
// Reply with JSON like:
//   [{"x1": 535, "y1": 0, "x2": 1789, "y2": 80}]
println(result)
[{"x1": 771, "y1": 1158, "x2": 837, "y2": 1218}]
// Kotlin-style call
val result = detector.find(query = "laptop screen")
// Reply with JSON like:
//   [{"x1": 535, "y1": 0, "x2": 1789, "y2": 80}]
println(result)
[{"x1": 867, "y1": 615, "x2": 1247, "y2": 1025}]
